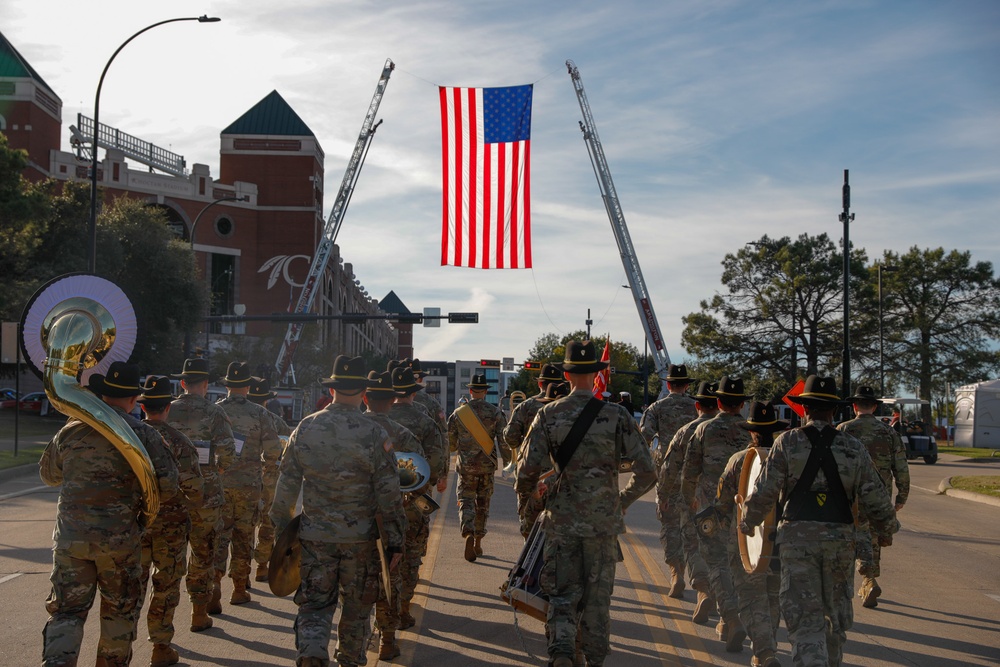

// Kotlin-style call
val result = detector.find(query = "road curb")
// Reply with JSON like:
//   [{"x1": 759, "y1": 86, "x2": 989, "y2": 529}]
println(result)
[{"x1": 938, "y1": 476, "x2": 1000, "y2": 508}]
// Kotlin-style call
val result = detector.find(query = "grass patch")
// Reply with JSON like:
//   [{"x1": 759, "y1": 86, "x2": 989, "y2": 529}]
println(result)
[
  {"x1": 937, "y1": 445, "x2": 1000, "y2": 459},
  {"x1": 0, "y1": 446, "x2": 45, "y2": 471},
  {"x1": 950, "y1": 476, "x2": 1000, "y2": 499}
]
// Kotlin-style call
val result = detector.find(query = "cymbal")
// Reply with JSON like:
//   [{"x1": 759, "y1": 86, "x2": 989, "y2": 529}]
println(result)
[{"x1": 268, "y1": 514, "x2": 302, "y2": 597}]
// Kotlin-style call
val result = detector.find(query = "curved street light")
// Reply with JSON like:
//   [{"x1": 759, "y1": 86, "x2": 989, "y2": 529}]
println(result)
[{"x1": 88, "y1": 15, "x2": 221, "y2": 274}]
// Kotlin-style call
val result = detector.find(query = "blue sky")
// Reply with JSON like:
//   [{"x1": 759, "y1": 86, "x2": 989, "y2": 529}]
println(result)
[{"x1": 3, "y1": 1, "x2": 998, "y2": 373}]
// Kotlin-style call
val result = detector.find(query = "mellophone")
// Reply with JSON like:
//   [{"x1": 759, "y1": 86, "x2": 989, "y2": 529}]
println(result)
[{"x1": 500, "y1": 514, "x2": 548, "y2": 622}]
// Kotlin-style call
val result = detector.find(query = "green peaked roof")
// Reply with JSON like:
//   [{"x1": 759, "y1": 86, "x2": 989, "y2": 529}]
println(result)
[
  {"x1": 222, "y1": 90, "x2": 314, "y2": 137},
  {"x1": 0, "y1": 30, "x2": 60, "y2": 100},
  {"x1": 379, "y1": 291, "x2": 410, "y2": 315}
]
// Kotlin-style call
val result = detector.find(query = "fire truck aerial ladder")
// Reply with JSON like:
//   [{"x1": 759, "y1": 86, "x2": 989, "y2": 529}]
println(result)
[
  {"x1": 274, "y1": 58, "x2": 395, "y2": 383},
  {"x1": 566, "y1": 60, "x2": 672, "y2": 397}
]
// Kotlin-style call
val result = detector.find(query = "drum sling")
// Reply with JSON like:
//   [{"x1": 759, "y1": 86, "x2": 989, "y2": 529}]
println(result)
[{"x1": 781, "y1": 425, "x2": 854, "y2": 524}]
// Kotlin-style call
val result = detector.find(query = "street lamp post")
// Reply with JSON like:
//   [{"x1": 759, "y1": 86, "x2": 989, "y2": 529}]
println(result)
[{"x1": 88, "y1": 15, "x2": 221, "y2": 274}]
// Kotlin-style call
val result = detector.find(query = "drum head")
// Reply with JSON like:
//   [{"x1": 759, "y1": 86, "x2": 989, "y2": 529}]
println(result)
[
  {"x1": 269, "y1": 514, "x2": 302, "y2": 597},
  {"x1": 737, "y1": 447, "x2": 776, "y2": 574}
]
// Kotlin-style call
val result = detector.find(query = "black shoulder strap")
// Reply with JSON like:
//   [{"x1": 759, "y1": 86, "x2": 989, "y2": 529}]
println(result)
[
  {"x1": 783, "y1": 425, "x2": 853, "y2": 523},
  {"x1": 553, "y1": 397, "x2": 605, "y2": 473}
]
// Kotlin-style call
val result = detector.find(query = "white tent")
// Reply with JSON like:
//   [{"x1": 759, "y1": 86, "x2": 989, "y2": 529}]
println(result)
[{"x1": 954, "y1": 379, "x2": 1000, "y2": 448}]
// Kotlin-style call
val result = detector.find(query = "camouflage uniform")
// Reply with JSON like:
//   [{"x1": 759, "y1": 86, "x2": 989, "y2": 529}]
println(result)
[
  {"x1": 837, "y1": 414, "x2": 909, "y2": 579},
  {"x1": 270, "y1": 403, "x2": 406, "y2": 667},
  {"x1": 391, "y1": 402, "x2": 447, "y2": 486},
  {"x1": 448, "y1": 398, "x2": 509, "y2": 538},
  {"x1": 516, "y1": 391, "x2": 656, "y2": 666},
  {"x1": 504, "y1": 393, "x2": 551, "y2": 537},
  {"x1": 140, "y1": 420, "x2": 204, "y2": 646},
  {"x1": 39, "y1": 407, "x2": 179, "y2": 667},
  {"x1": 657, "y1": 414, "x2": 714, "y2": 592},
  {"x1": 214, "y1": 394, "x2": 281, "y2": 585},
  {"x1": 253, "y1": 410, "x2": 292, "y2": 572},
  {"x1": 715, "y1": 447, "x2": 780, "y2": 663},
  {"x1": 641, "y1": 394, "x2": 697, "y2": 585},
  {"x1": 742, "y1": 418, "x2": 899, "y2": 667},
  {"x1": 413, "y1": 389, "x2": 448, "y2": 438},
  {"x1": 169, "y1": 392, "x2": 235, "y2": 605},
  {"x1": 681, "y1": 411, "x2": 751, "y2": 630}
]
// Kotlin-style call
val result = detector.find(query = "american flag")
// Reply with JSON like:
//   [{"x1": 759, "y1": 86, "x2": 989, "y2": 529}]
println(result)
[{"x1": 439, "y1": 84, "x2": 532, "y2": 269}]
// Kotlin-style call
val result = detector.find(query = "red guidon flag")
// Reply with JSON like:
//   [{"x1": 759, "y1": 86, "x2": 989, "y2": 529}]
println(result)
[
  {"x1": 439, "y1": 84, "x2": 532, "y2": 269},
  {"x1": 592, "y1": 339, "x2": 611, "y2": 399}
]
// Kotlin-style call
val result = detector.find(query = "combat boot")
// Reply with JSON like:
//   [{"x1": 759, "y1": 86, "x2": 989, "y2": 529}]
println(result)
[
  {"x1": 667, "y1": 563, "x2": 685, "y2": 599},
  {"x1": 861, "y1": 577, "x2": 879, "y2": 608},
  {"x1": 722, "y1": 615, "x2": 746, "y2": 653},
  {"x1": 190, "y1": 604, "x2": 213, "y2": 632},
  {"x1": 693, "y1": 591, "x2": 714, "y2": 624},
  {"x1": 297, "y1": 658, "x2": 328, "y2": 667},
  {"x1": 751, "y1": 649, "x2": 780, "y2": 667},
  {"x1": 551, "y1": 657, "x2": 574, "y2": 667},
  {"x1": 150, "y1": 643, "x2": 179, "y2": 667},
  {"x1": 399, "y1": 601, "x2": 416, "y2": 630},
  {"x1": 231, "y1": 579, "x2": 251, "y2": 605},
  {"x1": 255, "y1": 564, "x2": 269, "y2": 582},
  {"x1": 474, "y1": 534, "x2": 484, "y2": 557},
  {"x1": 208, "y1": 572, "x2": 223, "y2": 615},
  {"x1": 464, "y1": 533, "x2": 477, "y2": 562},
  {"x1": 378, "y1": 631, "x2": 401, "y2": 660}
]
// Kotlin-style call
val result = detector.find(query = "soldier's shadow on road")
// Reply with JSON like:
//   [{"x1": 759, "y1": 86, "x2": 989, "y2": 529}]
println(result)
[
  {"x1": 0, "y1": 543, "x2": 52, "y2": 565},
  {"x1": 183, "y1": 626, "x2": 297, "y2": 666},
  {"x1": 868, "y1": 599, "x2": 1000, "y2": 630},
  {"x1": 413, "y1": 606, "x2": 547, "y2": 664},
  {"x1": 854, "y1": 614, "x2": 1000, "y2": 665}
]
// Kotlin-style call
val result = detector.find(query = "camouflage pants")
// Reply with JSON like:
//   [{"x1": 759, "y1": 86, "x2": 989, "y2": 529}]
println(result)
[
  {"x1": 699, "y1": 528, "x2": 740, "y2": 623},
  {"x1": 680, "y1": 508, "x2": 711, "y2": 590},
  {"x1": 730, "y1": 549, "x2": 780, "y2": 657},
  {"x1": 216, "y1": 485, "x2": 261, "y2": 582},
  {"x1": 780, "y1": 541, "x2": 854, "y2": 667},
  {"x1": 540, "y1": 533, "x2": 619, "y2": 667},
  {"x1": 187, "y1": 504, "x2": 222, "y2": 604},
  {"x1": 139, "y1": 517, "x2": 190, "y2": 644},
  {"x1": 373, "y1": 548, "x2": 403, "y2": 634},
  {"x1": 254, "y1": 473, "x2": 278, "y2": 567},
  {"x1": 855, "y1": 519, "x2": 881, "y2": 577},
  {"x1": 456, "y1": 470, "x2": 494, "y2": 537},
  {"x1": 294, "y1": 539, "x2": 374, "y2": 667},
  {"x1": 519, "y1": 491, "x2": 545, "y2": 539},
  {"x1": 43, "y1": 540, "x2": 142, "y2": 667},
  {"x1": 400, "y1": 509, "x2": 430, "y2": 608},
  {"x1": 656, "y1": 490, "x2": 685, "y2": 568}
]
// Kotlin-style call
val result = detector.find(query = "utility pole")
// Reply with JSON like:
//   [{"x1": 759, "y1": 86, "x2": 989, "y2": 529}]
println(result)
[
  {"x1": 586, "y1": 308, "x2": 593, "y2": 339},
  {"x1": 839, "y1": 169, "x2": 854, "y2": 400}
]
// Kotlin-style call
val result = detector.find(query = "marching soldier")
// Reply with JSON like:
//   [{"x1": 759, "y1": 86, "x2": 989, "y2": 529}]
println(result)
[
  {"x1": 408, "y1": 358, "x2": 448, "y2": 436},
  {"x1": 682, "y1": 375, "x2": 752, "y2": 652},
  {"x1": 364, "y1": 370, "x2": 425, "y2": 660},
  {"x1": 214, "y1": 362, "x2": 281, "y2": 607},
  {"x1": 168, "y1": 357, "x2": 235, "y2": 632},
  {"x1": 514, "y1": 380, "x2": 570, "y2": 538},
  {"x1": 137, "y1": 375, "x2": 205, "y2": 667},
  {"x1": 270, "y1": 356, "x2": 406, "y2": 667},
  {"x1": 714, "y1": 401, "x2": 788, "y2": 667},
  {"x1": 740, "y1": 375, "x2": 899, "y2": 667},
  {"x1": 40, "y1": 362, "x2": 179, "y2": 667},
  {"x1": 837, "y1": 385, "x2": 909, "y2": 608},
  {"x1": 657, "y1": 381, "x2": 719, "y2": 621},
  {"x1": 640, "y1": 364, "x2": 697, "y2": 596},
  {"x1": 248, "y1": 377, "x2": 292, "y2": 583},
  {"x1": 448, "y1": 372, "x2": 509, "y2": 562},
  {"x1": 516, "y1": 340, "x2": 656, "y2": 667},
  {"x1": 389, "y1": 366, "x2": 447, "y2": 628},
  {"x1": 503, "y1": 363, "x2": 563, "y2": 467}
]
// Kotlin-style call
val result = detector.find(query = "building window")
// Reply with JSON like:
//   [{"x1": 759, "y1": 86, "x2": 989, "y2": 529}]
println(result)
[
  {"x1": 460, "y1": 367, "x2": 470, "y2": 378},
  {"x1": 215, "y1": 216, "x2": 234, "y2": 238}
]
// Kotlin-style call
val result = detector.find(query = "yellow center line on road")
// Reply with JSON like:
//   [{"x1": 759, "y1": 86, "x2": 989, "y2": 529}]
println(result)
[
  {"x1": 620, "y1": 531, "x2": 715, "y2": 665},
  {"x1": 619, "y1": 532, "x2": 681, "y2": 666}
]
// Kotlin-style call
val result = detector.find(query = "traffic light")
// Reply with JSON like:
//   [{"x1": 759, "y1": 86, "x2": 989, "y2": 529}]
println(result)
[
  {"x1": 480, "y1": 359, "x2": 501, "y2": 367},
  {"x1": 523, "y1": 361, "x2": 542, "y2": 370}
]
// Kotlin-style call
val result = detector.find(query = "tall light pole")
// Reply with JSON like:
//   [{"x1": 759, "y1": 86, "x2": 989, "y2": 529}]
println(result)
[
  {"x1": 839, "y1": 169, "x2": 854, "y2": 401},
  {"x1": 878, "y1": 262, "x2": 898, "y2": 397},
  {"x1": 88, "y1": 15, "x2": 221, "y2": 274}
]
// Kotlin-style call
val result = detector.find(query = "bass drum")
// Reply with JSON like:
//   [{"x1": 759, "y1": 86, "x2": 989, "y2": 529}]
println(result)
[
  {"x1": 737, "y1": 447, "x2": 777, "y2": 574},
  {"x1": 499, "y1": 514, "x2": 548, "y2": 622}
]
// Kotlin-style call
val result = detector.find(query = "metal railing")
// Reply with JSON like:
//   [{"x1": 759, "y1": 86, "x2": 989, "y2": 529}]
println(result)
[{"x1": 77, "y1": 113, "x2": 186, "y2": 176}]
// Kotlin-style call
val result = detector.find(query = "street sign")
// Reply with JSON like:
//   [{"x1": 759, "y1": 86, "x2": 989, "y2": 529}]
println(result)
[
  {"x1": 448, "y1": 312, "x2": 479, "y2": 324},
  {"x1": 423, "y1": 307, "x2": 441, "y2": 327},
  {"x1": 502, "y1": 357, "x2": 514, "y2": 372}
]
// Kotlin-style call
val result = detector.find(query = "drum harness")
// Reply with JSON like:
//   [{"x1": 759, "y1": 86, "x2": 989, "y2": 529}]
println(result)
[
  {"x1": 780, "y1": 425, "x2": 854, "y2": 524},
  {"x1": 509, "y1": 397, "x2": 605, "y2": 659}
]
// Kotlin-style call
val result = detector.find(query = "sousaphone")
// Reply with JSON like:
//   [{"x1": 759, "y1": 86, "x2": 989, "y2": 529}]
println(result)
[
  {"x1": 736, "y1": 447, "x2": 776, "y2": 574},
  {"x1": 19, "y1": 273, "x2": 159, "y2": 522}
]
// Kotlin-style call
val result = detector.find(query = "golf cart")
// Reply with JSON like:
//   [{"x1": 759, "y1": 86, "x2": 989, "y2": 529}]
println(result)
[{"x1": 879, "y1": 398, "x2": 938, "y2": 464}]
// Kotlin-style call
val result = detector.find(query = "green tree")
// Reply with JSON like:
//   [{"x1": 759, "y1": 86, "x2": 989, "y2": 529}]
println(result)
[
  {"x1": 881, "y1": 247, "x2": 1000, "y2": 422},
  {"x1": 511, "y1": 330, "x2": 643, "y2": 398}
]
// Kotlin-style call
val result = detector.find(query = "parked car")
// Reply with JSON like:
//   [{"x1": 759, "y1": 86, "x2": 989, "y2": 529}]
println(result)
[
  {"x1": 0, "y1": 388, "x2": 20, "y2": 409},
  {"x1": 879, "y1": 398, "x2": 939, "y2": 464},
  {"x1": 18, "y1": 391, "x2": 48, "y2": 414}
]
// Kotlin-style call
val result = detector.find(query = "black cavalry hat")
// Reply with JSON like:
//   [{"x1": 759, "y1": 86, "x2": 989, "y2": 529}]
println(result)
[
  {"x1": 539, "y1": 363, "x2": 563, "y2": 384},
  {"x1": 368, "y1": 370, "x2": 403, "y2": 397},
  {"x1": 541, "y1": 381, "x2": 571, "y2": 402},
  {"x1": 91, "y1": 361, "x2": 143, "y2": 398},
  {"x1": 716, "y1": 376, "x2": 750, "y2": 399},
  {"x1": 555, "y1": 340, "x2": 610, "y2": 374},
  {"x1": 137, "y1": 375, "x2": 175, "y2": 408},
  {"x1": 248, "y1": 377, "x2": 277, "y2": 403},
  {"x1": 738, "y1": 401, "x2": 790, "y2": 435},
  {"x1": 467, "y1": 373, "x2": 490, "y2": 389},
  {"x1": 693, "y1": 381, "x2": 718, "y2": 401},
  {"x1": 786, "y1": 375, "x2": 841, "y2": 407},
  {"x1": 320, "y1": 355, "x2": 370, "y2": 390},
  {"x1": 220, "y1": 361, "x2": 254, "y2": 387},
  {"x1": 408, "y1": 359, "x2": 428, "y2": 378},
  {"x1": 392, "y1": 367, "x2": 424, "y2": 395},
  {"x1": 848, "y1": 385, "x2": 880, "y2": 403},
  {"x1": 171, "y1": 357, "x2": 211, "y2": 382},
  {"x1": 665, "y1": 364, "x2": 694, "y2": 382}
]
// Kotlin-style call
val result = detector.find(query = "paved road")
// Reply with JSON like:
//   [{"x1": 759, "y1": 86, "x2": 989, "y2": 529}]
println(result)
[{"x1": 0, "y1": 454, "x2": 997, "y2": 666}]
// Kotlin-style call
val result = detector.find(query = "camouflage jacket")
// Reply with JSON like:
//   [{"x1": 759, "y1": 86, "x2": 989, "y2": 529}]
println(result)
[
  {"x1": 39, "y1": 406, "x2": 179, "y2": 548},
  {"x1": 145, "y1": 419, "x2": 204, "y2": 523},
  {"x1": 215, "y1": 394, "x2": 281, "y2": 491},
  {"x1": 261, "y1": 410, "x2": 293, "y2": 501},
  {"x1": 390, "y1": 402, "x2": 446, "y2": 483},
  {"x1": 657, "y1": 413, "x2": 713, "y2": 502},
  {"x1": 168, "y1": 393, "x2": 235, "y2": 509},
  {"x1": 503, "y1": 393, "x2": 546, "y2": 452},
  {"x1": 641, "y1": 392, "x2": 698, "y2": 468},
  {"x1": 743, "y1": 418, "x2": 898, "y2": 544},
  {"x1": 837, "y1": 414, "x2": 910, "y2": 506},
  {"x1": 270, "y1": 403, "x2": 405, "y2": 548},
  {"x1": 516, "y1": 390, "x2": 656, "y2": 538},
  {"x1": 682, "y1": 411, "x2": 751, "y2": 512},
  {"x1": 449, "y1": 398, "x2": 510, "y2": 474},
  {"x1": 413, "y1": 390, "x2": 448, "y2": 436}
]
